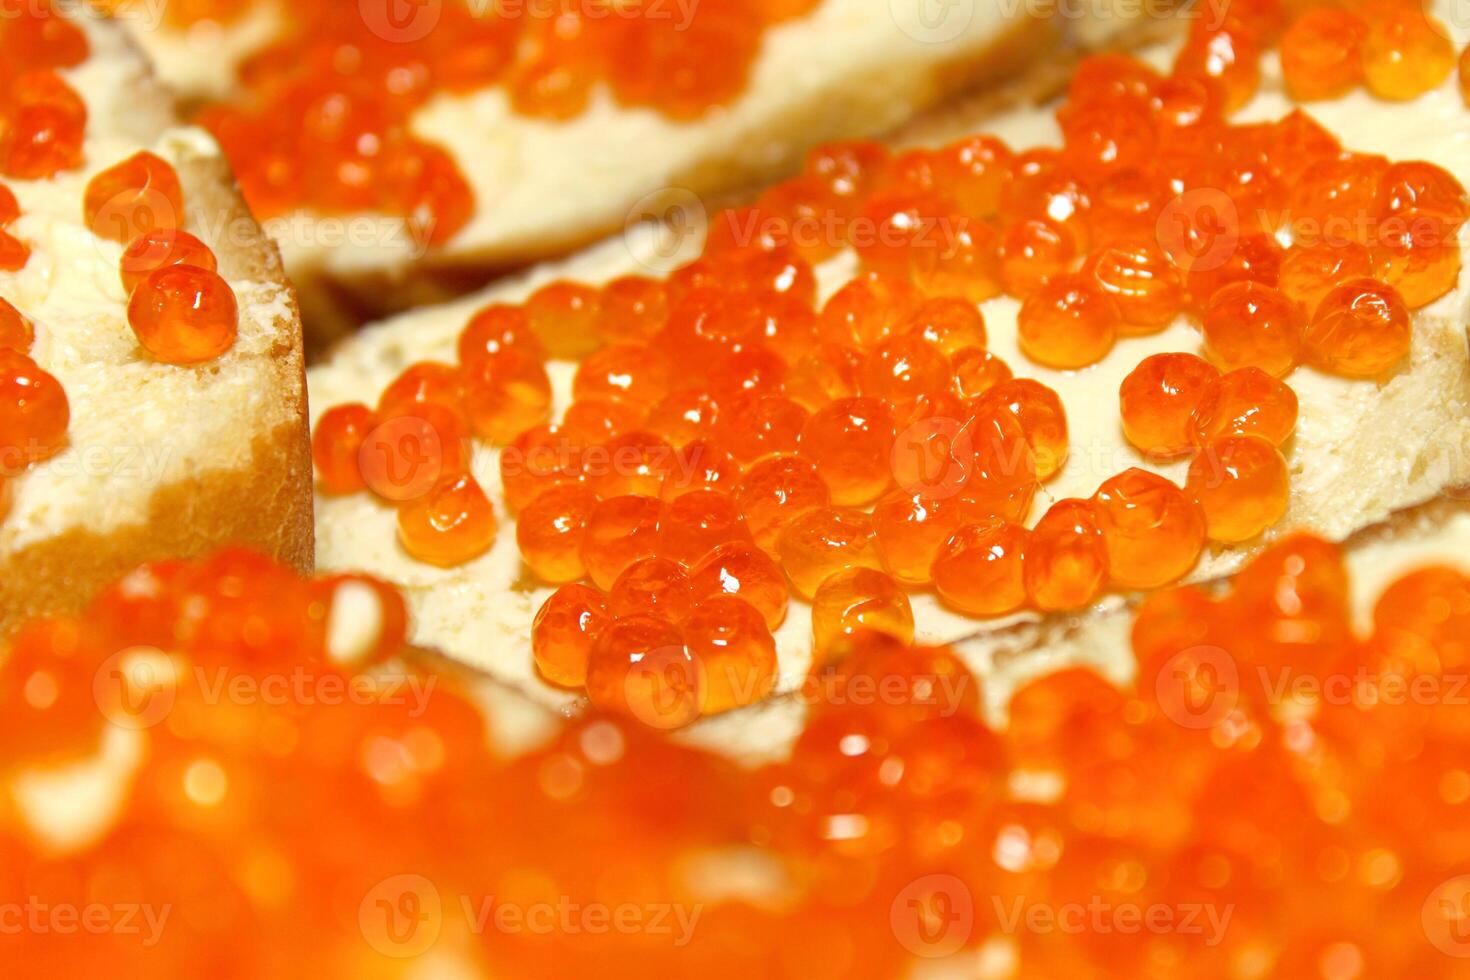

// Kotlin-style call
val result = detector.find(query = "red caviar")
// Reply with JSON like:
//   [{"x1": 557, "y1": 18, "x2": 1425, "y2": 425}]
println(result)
[
  {"x1": 0, "y1": 349, "x2": 68, "y2": 471},
  {"x1": 119, "y1": 228, "x2": 217, "y2": 294},
  {"x1": 396, "y1": 472, "x2": 497, "y2": 567},
  {"x1": 83, "y1": 151, "x2": 183, "y2": 244},
  {"x1": 126, "y1": 265, "x2": 239, "y2": 364}
]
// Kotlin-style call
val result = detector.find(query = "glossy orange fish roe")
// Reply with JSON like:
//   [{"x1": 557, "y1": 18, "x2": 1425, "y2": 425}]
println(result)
[
  {"x1": 0, "y1": 297, "x2": 32, "y2": 352},
  {"x1": 1303, "y1": 277, "x2": 1412, "y2": 377},
  {"x1": 562, "y1": 396, "x2": 644, "y2": 444},
  {"x1": 685, "y1": 595, "x2": 777, "y2": 714},
  {"x1": 595, "y1": 275, "x2": 667, "y2": 345},
  {"x1": 1083, "y1": 239, "x2": 1183, "y2": 334},
  {"x1": 525, "y1": 280, "x2": 603, "y2": 359},
  {"x1": 999, "y1": 216, "x2": 1077, "y2": 298},
  {"x1": 716, "y1": 393, "x2": 807, "y2": 464},
  {"x1": 646, "y1": 387, "x2": 720, "y2": 446},
  {"x1": 532, "y1": 583, "x2": 607, "y2": 688},
  {"x1": 118, "y1": 228, "x2": 217, "y2": 294},
  {"x1": 581, "y1": 494, "x2": 664, "y2": 591},
  {"x1": 658, "y1": 489, "x2": 750, "y2": 567},
  {"x1": 689, "y1": 542, "x2": 789, "y2": 630},
  {"x1": 786, "y1": 342, "x2": 863, "y2": 410},
  {"x1": 1200, "y1": 280, "x2": 1301, "y2": 377},
  {"x1": 910, "y1": 216, "x2": 1002, "y2": 304},
  {"x1": 1173, "y1": 25, "x2": 1261, "y2": 111},
  {"x1": 735, "y1": 455, "x2": 830, "y2": 552},
  {"x1": 1361, "y1": 5, "x2": 1455, "y2": 100},
  {"x1": 83, "y1": 151, "x2": 184, "y2": 244},
  {"x1": 0, "y1": 70, "x2": 87, "y2": 180},
  {"x1": 462, "y1": 348, "x2": 552, "y2": 445},
  {"x1": 663, "y1": 439, "x2": 741, "y2": 499},
  {"x1": 0, "y1": 349, "x2": 68, "y2": 471},
  {"x1": 357, "y1": 401, "x2": 472, "y2": 505},
  {"x1": 1189, "y1": 366, "x2": 1299, "y2": 447},
  {"x1": 501, "y1": 423, "x2": 583, "y2": 513},
  {"x1": 961, "y1": 403, "x2": 1040, "y2": 522},
  {"x1": 1278, "y1": 241, "x2": 1375, "y2": 318},
  {"x1": 811, "y1": 567, "x2": 914, "y2": 653},
  {"x1": 377, "y1": 361, "x2": 467, "y2": 423},
  {"x1": 0, "y1": 184, "x2": 26, "y2": 270},
  {"x1": 1119, "y1": 352, "x2": 1220, "y2": 457},
  {"x1": 1017, "y1": 274, "x2": 1119, "y2": 369},
  {"x1": 1092, "y1": 468, "x2": 1205, "y2": 589},
  {"x1": 859, "y1": 335, "x2": 950, "y2": 422},
  {"x1": 932, "y1": 519, "x2": 1029, "y2": 616},
  {"x1": 458, "y1": 303, "x2": 546, "y2": 365},
  {"x1": 609, "y1": 556, "x2": 695, "y2": 622},
  {"x1": 777, "y1": 505, "x2": 882, "y2": 599},
  {"x1": 1280, "y1": 9, "x2": 1366, "y2": 101},
  {"x1": 799, "y1": 396, "x2": 897, "y2": 506},
  {"x1": 1371, "y1": 214, "x2": 1461, "y2": 308},
  {"x1": 972, "y1": 379, "x2": 1069, "y2": 481},
  {"x1": 1186, "y1": 433, "x2": 1290, "y2": 542},
  {"x1": 1183, "y1": 231, "x2": 1286, "y2": 311},
  {"x1": 585, "y1": 615, "x2": 701, "y2": 729},
  {"x1": 871, "y1": 491, "x2": 981, "y2": 587},
  {"x1": 310, "y1": 402, "x2": 375, "y2": 494},
  {"x1": 897, "y1": 297, "x2": 986, "y2": 355},
  {"x1": 573, "y1": 343, "x2": 670, "y2": 408},
  {"x1": 0, "y1": 228, "x2": 27, "y2": 271},
  {"x1": 590, "y1": 430, "x2": 675, "y2": 499},
  {"x1": 126, "y1": 265, "x2": 239, "y2": 364},
  {"x1": 396, "y1": 472, "x2": 497, "y2": 567},
  {"x1": 951, "y1": 346, "x2": 1012, "y2": 399},
  {"x1": 516, "y1": 485, "x2": 597, "y2": 585},
  {"x1": 1024, "y1": 498, "x2": 1109, "y2": 611},
  {"x1": 818, "y1": 272, "x2": 920, "y2": 348}
]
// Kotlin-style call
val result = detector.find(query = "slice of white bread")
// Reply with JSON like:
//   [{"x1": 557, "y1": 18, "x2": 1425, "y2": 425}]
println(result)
[
  {"x1": 0, "y1": 12, "x2": 313, "y2": 635},
  {"x1": 112, "y1": 0, "x2": 1163, "y2": 328},
  {"x1": 308, "y1": 9, "x2": 1470, "y2": 748}
]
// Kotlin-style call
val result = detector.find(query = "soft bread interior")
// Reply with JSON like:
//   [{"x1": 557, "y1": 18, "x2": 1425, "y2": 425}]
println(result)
[
  {"x1": 309, "y1": 8, "x2": 1470, "y2": 758},
  {"x1": 0, "y1": 12, "x2": 312, "y2": 633}
]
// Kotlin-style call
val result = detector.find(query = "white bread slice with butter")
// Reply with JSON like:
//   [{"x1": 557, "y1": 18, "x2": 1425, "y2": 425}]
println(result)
[
  {"x1": 308, "y1": 11, "x2": 1470, "y2": 752},
  {"x1": 111, "y1": 0, "x2": 1167, "y2": 329},
  {"x1": 0, "y1": 12, "x2": 313, "y2": 635}
]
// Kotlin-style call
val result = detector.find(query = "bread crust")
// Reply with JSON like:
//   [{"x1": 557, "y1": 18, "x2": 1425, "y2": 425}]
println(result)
[{"x1": 0, "y1": 17, "x2": 313, "y2": 635}]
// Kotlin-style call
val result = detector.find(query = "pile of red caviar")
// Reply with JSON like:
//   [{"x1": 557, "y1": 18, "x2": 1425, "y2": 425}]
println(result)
[
  {"x1": 314, "y1": 0, "x2": 1468, "y2": 726},
  {"x1": 169, "y1": 0, "x2": 821, "y2": 243},
  {"x1": 4, "y1": 531, "x2": 1469, "y2": 977},
  {"x1": 86, "y1": 150, "x2": 241, "y2": 364},
  {"x1": 0, "y1": 3, "x2": 80, "y2": 513},
  {"x1": 0, "y1": 4, "x2": 244, "y2": 526}
]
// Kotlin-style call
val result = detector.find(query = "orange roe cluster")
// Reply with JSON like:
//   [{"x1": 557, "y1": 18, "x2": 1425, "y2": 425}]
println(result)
[
  {"x1": 195, "y1": 0, "x2": 821, "y2": 242},
  {"x1": 6, "y1": 538, "x2": 1470, "y2": 977},
  {"x1": 82, "y1": 151, "x2": 241, "y2": 364},
  {"x1": 313, "y1": 12, "x2": 1468, "y2": 715},
  {"x1": 0, "y1": 3, "x2": 89, "y2": 180}
]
